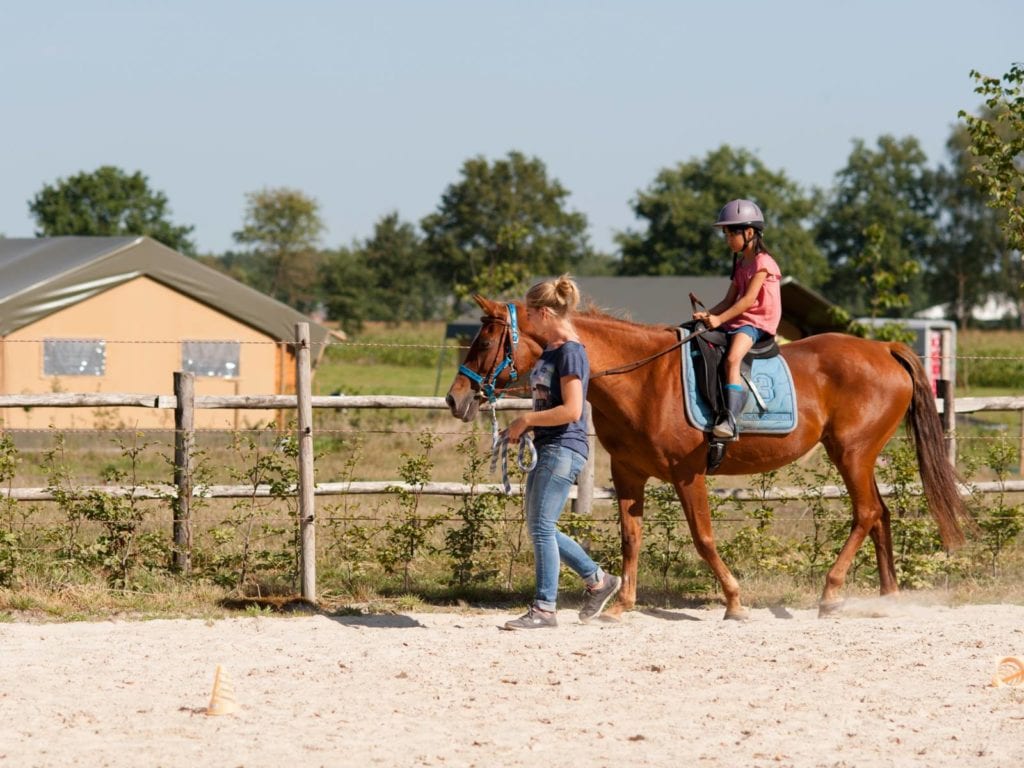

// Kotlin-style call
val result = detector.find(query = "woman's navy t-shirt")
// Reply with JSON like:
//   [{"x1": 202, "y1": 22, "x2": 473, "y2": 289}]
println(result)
[{"x1": 529, "y1": 340, "x2": 590, "y2": 459}]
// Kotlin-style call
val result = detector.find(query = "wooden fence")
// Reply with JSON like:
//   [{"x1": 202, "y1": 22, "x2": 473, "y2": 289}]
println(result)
[{"x1": 1, "y1": 324, "x2": 1022, "y2": 601}]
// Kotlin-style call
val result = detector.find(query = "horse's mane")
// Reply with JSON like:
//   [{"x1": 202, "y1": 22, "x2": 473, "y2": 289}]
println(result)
[{"x1": 576, "y1": 300, "x2": 677, "y2": 334}]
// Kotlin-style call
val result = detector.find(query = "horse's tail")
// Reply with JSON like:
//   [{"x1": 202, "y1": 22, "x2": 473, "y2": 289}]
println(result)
[{"x1": 889, "y1": 343, "x2": 972, "y2": 549}]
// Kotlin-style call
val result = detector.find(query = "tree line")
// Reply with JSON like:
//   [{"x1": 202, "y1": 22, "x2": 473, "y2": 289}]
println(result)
[{"x1": 16, "y1": 67, "x2": 1024, "y2": 334}]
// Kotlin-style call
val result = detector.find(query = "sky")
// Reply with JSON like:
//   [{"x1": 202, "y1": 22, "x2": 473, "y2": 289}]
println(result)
[{"x1": 2, "y1": 0, "x2": 1021, "y2": 256}]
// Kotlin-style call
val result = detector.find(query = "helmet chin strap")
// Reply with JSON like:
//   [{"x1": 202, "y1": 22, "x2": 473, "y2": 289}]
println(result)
[
  {"x1": 739, "y1": 228, "x2": 754, "y2": 252},
  {"x1": 730, "y1": 229, "x2": 755, "y2": 278}
]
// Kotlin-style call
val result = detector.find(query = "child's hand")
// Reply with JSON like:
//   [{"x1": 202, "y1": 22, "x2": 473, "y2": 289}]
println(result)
[{"x1": 693, "y1": 311, "x2": 720, "y2": 328}]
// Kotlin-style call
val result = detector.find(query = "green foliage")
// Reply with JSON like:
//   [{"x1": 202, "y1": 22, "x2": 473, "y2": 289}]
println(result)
[
  {"x1": 317, "y1": 246, "x2": 374, "y2": 334},
  {"x1": 0, "y1": 434, "x2": 20, "y2": 588},
  {"x1": 28, "y1": 165, "x2": 196, "y2": 254},
  {"x1": 421, "y1": 150, "x2": 593, "y2": 309},
  {"x1": 378, "y1": 432, "x2": 444, "y2": 589},
  {"x1": 877, "y1": 439, "x2": 949, "y2": 589},
  {"x1": 232, "y1": 187, "x2": 326, "y2": 311},
  {"x1": 959, "y1": 64, "x2": 1024, "y2": 258},
  {"x1": 362, "y1": 213, "x2": 445, "y2": 323},
  {"x1": 42, "y1": 433, "x2": 168, "y2": 589},
  {"x1": 785, "y1": 461, "x2": 847, "y2": 578},
  {"x1": 719, "y1": 470, "x2": 790, "y2": 576},
  {"x1": 640, "y1": 483, "x2": 706, "y2": 592},
  {"x1": 957, "y1": 345, "x2": 1024, "y2": 389},
  {"x1": 929, "y1": 126, "x2": 1011, "y2": 326},
  {"x1": 972, "y1": 437, "x2": 1024, "y2": 576},
  {"x1": 818, "y1": 135, "x2": 937, "y2": 315},
  {"x1": 444, "y1": 434, "x2": 505, "y2": 588},
  {"x1": 201, "y1": 426, "x2": 299, "y2": 590},
  {"x1": 825, "y1": 224, "x2": 919, "y2": 342},
  {"x1": 615, "y1": 145, "x2": 828, "y2": 287}
]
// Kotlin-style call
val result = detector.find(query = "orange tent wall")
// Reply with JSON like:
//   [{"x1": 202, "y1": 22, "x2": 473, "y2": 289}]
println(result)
[{"x1": 0, "y1": 276, "x2": 290, "y2": 430}]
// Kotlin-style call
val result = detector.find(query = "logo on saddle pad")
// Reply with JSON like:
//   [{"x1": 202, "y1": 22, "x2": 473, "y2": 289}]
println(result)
[{"x1": 678, "y1": 326, "x2": 798, "y2": 435}]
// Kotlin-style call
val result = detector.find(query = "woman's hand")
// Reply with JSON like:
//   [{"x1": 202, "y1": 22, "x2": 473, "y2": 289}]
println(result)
[{"x1": 502, "y1": 415, "x2": 531, "y2": 444}]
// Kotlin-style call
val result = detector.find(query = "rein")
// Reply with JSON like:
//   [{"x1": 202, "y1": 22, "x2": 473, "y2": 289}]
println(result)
[
  {"x1": 591, "y1": 292, "x2": 713, "y2": 380},
  {"x1": 591, "y1": 325, "x2": 712, "y2": 380}
]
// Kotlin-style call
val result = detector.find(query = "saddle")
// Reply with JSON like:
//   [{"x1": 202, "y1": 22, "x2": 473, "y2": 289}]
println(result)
[
  {"x1": 681, "y1": 320, "x2": 780, "y2": 414},
  {"x1": 678, "y1": 320, "x2": 791, "y2": 473}
]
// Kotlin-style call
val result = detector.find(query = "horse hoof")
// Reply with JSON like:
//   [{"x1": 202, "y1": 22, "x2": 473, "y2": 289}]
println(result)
[
  {"x1": 818, "y1": 599, "x2": 844, "y2": 617},
  {"x1": 723, "y1": 608, "x2": 749, "y2": 621},
  {"x1": 603, "y1": 601, "x2": 628, "y2": 620}
]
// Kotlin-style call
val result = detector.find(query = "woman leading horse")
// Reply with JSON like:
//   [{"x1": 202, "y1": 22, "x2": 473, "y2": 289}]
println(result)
[{"x1": 446, "y1": 295, "x2": 971, "y2": 619}]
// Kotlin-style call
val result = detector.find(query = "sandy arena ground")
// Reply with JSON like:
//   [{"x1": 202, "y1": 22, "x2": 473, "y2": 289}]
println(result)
[{"x1": 2, "y1": 599, "x2": 1024, "y2": 767}]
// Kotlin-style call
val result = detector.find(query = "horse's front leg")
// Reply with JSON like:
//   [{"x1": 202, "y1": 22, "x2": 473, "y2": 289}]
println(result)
[
  {"x1": 674, "y1": 474, "x2": 747, "y2": 620},
  {"x1": 604, "y1": 461, "x2": 647, "y2": 617}
]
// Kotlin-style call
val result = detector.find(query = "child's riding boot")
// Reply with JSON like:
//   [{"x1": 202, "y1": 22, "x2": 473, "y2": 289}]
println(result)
[{"x1": 713, "y1": 384, "x2": 749, "y2": 439}]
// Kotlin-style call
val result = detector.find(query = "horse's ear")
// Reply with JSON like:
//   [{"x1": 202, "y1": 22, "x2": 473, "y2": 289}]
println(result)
[{"x1": 473, "y1": 294, "x2": 493, "y2": 312}]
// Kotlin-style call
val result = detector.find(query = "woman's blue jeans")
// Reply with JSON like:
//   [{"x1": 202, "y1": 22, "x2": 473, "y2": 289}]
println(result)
[{"x1": 525, "y1": 445, "x2": 601, "y2": 611}]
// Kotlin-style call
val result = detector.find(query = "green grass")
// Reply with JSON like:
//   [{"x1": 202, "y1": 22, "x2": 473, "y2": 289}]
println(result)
[{"x1": 315, "y1": 322, "x2": 461, "y2": 397}]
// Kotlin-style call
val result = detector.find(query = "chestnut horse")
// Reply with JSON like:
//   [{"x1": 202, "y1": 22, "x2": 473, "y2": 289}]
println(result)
[{"x1": 446, "y1": 296, "x2": 971, "y2": 618}]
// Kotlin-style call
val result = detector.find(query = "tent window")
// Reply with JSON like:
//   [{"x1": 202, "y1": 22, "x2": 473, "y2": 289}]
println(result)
[
  {"x1": 182, "y1": 341, "x2": 240, "y2": 378},
  {"x1": 43, "y1": 339, "x2": 106, "y2": 376}
]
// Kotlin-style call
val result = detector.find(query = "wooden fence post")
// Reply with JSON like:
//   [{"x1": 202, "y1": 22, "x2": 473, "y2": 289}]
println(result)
[
  {"x1": 937, "y1": 379, "x2": 956, "y2": 466},
  {"x1": 295, "y1": 323, "x2": 317, "y2": 603},
  {"x1": 172, "y1": 371, "x2": 195, "y2": 574},
  {"x1": 572, "y1": 403, "x2": 595, "y2": 517},
  {"x1": 1019, "y1": 408, "x2": 1024, "y2": 477}
]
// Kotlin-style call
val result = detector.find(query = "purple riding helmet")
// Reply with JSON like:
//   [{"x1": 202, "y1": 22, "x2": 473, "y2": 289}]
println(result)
[{"x1": 713, "y1": 199, "x2": 765, "y2": 231}]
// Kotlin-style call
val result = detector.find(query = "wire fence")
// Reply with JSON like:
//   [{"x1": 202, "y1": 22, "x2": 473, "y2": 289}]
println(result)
[{"x1": 2, "y1": 324, "x2": 1023, "y2": 599}]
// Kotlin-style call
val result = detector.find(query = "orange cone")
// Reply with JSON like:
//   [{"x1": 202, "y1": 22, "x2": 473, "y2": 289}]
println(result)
[
  {"x1": 206, "y1": 665, "x2": 238, "y2": 715},
  {"x1": 990, "y1": 656, "x2": 1024, "y2": 688}
]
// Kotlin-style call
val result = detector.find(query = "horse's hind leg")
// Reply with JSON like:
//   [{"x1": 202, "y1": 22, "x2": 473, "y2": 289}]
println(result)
[
  {"x1": 820, "y1": 453, "x2": 886, "y2": 615},
  {"x1": 869, "y1": 494, "x2": 898, "y2": 596},
  {"x1": 674, "y1": 474, "x2": 746, "y2": 620}
]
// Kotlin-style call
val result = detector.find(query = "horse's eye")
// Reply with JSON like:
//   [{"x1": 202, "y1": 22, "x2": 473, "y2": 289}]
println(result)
[{"x1": 479, "y1": 340, "x2": 493, "y2": 349}]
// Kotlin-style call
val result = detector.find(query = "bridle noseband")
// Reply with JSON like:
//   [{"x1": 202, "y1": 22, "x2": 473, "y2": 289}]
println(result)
[{"x1": 458, "y1": 303, "x2": 521, "y2": 404}]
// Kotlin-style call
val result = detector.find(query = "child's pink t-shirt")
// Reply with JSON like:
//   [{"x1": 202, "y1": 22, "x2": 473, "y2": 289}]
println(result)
[{"x1": 722, "y1": 251, "x2": 782, "y2": 335}]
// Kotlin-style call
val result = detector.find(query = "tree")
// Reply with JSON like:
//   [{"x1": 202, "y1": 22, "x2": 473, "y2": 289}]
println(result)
[
  {"x1": 959, "y1": 64, "x2": 1024, "y2": 254},
  {"x1": 958, "y1": 64, "x2": 1024, "y2": 323},
  {"x1": 615, "y1": 146, "x2": 827, "y2": 287},
  {"x1": 816, "y1": 136, "x2": 938, "y2": 315},
  {"x1": 421, "y1": 151, "x2": 593, "y2": 306},
  {"x1": 359, "y1": 212, "x2": 444, "y2": 322},
  {"x1": 233, "y1": 188, "x2": 325, "y2": 311},
  {"x1": 319, "y1": 247, "x2": 373, "y2": 335},
  {"x1": 928, "y1": 125, "x2": 1010, "y2": 328},
  {"x1": 28, "y1": 166, "x2": 196, "y2": 254}
]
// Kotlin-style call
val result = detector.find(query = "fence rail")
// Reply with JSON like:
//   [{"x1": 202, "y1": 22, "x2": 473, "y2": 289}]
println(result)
[{"x1": 1, "y1": 323, "x2": 1022, "y2": 601}]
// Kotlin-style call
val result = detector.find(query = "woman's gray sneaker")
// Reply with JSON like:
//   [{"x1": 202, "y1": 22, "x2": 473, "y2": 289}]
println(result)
[
  {"x1": 579, "y1": 574, "x2": 622, "y2": 623},
  {"x1": 503, "y1": 605, "x2": 558, "y2": 630}
]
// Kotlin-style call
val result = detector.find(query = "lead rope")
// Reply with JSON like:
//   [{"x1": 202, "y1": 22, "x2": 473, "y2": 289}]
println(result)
[{"x1": 488, "y1": 407, "x2": 538, "y2": 494}]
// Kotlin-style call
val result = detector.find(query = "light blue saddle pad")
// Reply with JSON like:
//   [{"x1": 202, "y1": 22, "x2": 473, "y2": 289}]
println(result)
[{"x1": 678, "y1": 326, "x2": 798, "y2": 435}]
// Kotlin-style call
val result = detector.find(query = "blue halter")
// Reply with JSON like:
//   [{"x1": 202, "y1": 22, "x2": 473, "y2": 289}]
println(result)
[{"x1": 458, "y1": 303, "x2": 520, "y2": 404}]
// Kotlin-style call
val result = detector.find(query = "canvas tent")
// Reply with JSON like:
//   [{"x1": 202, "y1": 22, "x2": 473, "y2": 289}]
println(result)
[{"x1": 0, "y1": 236, "x2": 332, "y2": 429}]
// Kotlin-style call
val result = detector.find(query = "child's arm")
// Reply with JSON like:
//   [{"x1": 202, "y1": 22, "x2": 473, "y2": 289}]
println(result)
[
  {"x1": 697, "y1": 270, "x2": 768, "y2": 329},
  {"x1": 693, "y1": 284, "x2": 738, "y2": 324}
]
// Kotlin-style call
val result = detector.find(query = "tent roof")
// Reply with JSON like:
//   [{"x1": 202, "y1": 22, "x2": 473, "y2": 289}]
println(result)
[
  {"x1": 0, "y1": 236, "x2": 331, "y2": 353},
  {"x1": 445, "y1": 275, "x2": 844, "y2": 340}
]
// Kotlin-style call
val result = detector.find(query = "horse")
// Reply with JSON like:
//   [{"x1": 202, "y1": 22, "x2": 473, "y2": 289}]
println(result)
[{"x1": 445, "y1": 295, "x2": 972, "y2": 619}]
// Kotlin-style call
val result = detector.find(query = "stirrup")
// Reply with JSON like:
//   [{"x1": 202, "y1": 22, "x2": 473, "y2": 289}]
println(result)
[
  {"x1": 712, "y1": 414, "x2": 738, "y2": 440},
  {"x1": 707, "y1": 440, "x2": 727, "y2": 472}
]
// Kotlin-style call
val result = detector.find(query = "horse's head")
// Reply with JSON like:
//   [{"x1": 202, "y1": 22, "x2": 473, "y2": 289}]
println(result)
[{"x1": 445, "y1": 295, "x2": 543, "y2": 422}]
